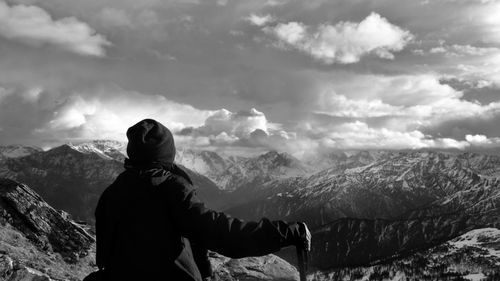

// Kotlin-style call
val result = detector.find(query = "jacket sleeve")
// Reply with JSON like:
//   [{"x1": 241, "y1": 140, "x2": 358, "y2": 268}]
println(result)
[{"x1": 165, "y1": 176, "x2": 301, "y2": 258}]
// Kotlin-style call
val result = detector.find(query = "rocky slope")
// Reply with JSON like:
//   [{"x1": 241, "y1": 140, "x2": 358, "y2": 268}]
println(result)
[
  {"x1": 0, "y1": 178, "x2": 299, "y2": 281},
  {"x1": 0, "y1": 178, "x2": 95, "y2": 280},
  {"x1": 210, "y1": 252, "x2": 298, "y2": 281}
]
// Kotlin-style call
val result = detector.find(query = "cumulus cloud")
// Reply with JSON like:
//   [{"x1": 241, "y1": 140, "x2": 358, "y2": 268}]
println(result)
[
  {"x1": 0, "y1": 86, "x2": 214, "y2": 145},
  {"x1": 303, "y1": 72, "x2": 500, "y2": 152},
  {"x1": 199, "y1": 108, "x2": 269, "y2": 137},
  {"x1": 263, "y1": 13, "x2": 413, "y2": 64},
  {"x1": 465, "y1": 134, "x2": 500, "y2": 148},
  {"x1": 0, "y1": 1, "x2": 111, "y2": 56},
  {"x1": 176, "y1": 108, "x2": 309, "y2": 155},
  {"x1": 428, "y1": 44, "x2": 500, "y2": 57},
  {"x1": 43, "y1": 90, "x2": 213, "y2": 139},
  {"x1": 246, "y1": 13, "x2": 275, "y2": 26},
  {"x1": 300, "y1": 120, "x2": 470, "y2": 151},
  {"x1": 315, "y1": 91, "x2": 403, "y2": 118},
  {"x1": 313, "y1": 74, "x2": 466, "y2": 124}
]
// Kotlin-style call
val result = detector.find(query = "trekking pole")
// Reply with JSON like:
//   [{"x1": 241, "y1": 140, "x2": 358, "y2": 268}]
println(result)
[
  {"x1": 296, "y1": 221, "x2": 310, "y2": 281},
  {"x1": 296, "y1": 245, "x2": 308, "y2": 281}
]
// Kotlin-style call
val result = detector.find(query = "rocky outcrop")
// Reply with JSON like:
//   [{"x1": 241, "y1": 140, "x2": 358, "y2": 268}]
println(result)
[
  {"x1": 0, "y1": 178, "x2": 94, "y2": 262},
  {"x1": 0, "y1": 255, "x2": 51, "y2": 281},
  {"x1": 210, "y1": 252, "x2": 299, "y2": 281}
]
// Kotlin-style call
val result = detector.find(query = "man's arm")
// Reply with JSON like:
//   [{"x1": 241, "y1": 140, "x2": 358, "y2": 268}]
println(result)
[{"x1": 166, "y1": 175, "x2": 304, "y2": 258}]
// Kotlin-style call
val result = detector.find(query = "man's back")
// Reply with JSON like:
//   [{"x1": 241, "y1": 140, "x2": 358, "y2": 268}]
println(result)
[
  {"x1": 93, "y1": 119, "x2": 310, "y2": 281},
  {"x1": 96, "y1": 169, "x2": 200, "y2": 280}
]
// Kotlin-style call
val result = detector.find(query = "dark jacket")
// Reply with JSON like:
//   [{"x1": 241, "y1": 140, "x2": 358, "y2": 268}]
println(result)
[{"x1": 95, "y1": 164, "x2": 301, "y2": 281}]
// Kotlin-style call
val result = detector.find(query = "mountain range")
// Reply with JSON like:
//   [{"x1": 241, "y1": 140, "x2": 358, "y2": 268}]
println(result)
[{"x1": 0, "y1": 140, "x2": 499, "y2": 280}]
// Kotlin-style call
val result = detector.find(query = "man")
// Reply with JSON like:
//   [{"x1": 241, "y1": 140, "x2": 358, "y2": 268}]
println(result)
[{"x1": 94, "y1": 119, "x2": 311, "y2": 281}]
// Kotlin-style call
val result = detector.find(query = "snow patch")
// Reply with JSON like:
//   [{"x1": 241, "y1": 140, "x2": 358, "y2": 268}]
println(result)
[{"x1": 463, "y1": 273, "x2": 486, "y2": 281}]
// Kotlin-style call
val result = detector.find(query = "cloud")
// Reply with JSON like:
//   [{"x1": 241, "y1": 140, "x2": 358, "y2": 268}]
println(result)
[
  {"x1": 198, "y1": 108, "x2": 270, "y2": 138},
  {"x1": 0, "y1": 85, "x2": 214, "y2": 145},
  {"x1": 428, "y1": 44, "x2": 499, "y2": 57},
  {"x1": 177, "y1": 108, "x2": 307, "y2": 156},
  {"x1": 246, "y1": 13, "x2": 275, "y2": 26},
  {"x1": 301, "y1": 120, "x2": 470, "y2": 151},
  {"x1": 263, "y1": 13, "x2": 413, "y2": 64},
  {"x1": 466, "y1": 134, "x2": 499, "y2": 146},
  {"x1": 305, "y1": 73, "x2": 500, "y2": 150},
  {"x1": 97, "y1": 7, "x2": 133, "y2": 28},
  {"x1": 315, "y1": 91, "x2": 403, "y2": 118},
  {"x1": 44, "y1": 89, "x2": 214, "y2": 138},
  {"x1": 0, "y1": 87, "x2": 13, "y2": 104},
  {"x1": 313, "y1": 74, "x2": 464, "y2": 123},
  {"x1": 0, "y1": 1, "x2": 111, "y2": 56}
]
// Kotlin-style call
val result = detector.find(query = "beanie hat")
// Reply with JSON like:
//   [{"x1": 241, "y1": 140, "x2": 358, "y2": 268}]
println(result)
[{"x1": 126, "y1": 119, "x2": 176, "y2": 165}]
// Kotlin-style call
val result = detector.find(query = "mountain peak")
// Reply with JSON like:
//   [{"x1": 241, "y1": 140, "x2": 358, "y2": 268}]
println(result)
[
  {"x1": 69, "y1": 140, "x2": 127, "y2": 161},
  {"x1": 257, "y1": 150, "x2": 299, "y2": 165}
]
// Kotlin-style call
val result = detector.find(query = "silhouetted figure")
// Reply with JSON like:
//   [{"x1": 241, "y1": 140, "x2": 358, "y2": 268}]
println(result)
[{"x1": 91, "y1": 119, "x2": 310, "y2": 281}]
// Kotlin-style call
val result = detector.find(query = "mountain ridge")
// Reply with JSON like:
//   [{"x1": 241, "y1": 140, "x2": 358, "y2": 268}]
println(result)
[{"x1": 1, "y1": 141, "x2": 500, "y2": 277}]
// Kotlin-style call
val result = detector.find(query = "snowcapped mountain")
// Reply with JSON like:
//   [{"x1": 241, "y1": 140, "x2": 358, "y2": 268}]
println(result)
[
  {"x1": 62, "y1": 141, "x2": 313, "y2": 191},
  {"x1": 0, "y1": 145, "x2": 41, "y2": 159},
  {"x1": 176, "y1": 149, "x2": 313, "y2": 191},
  {"x1": 176, "y1": 148, "x2": 240, "y2": 190},
  {"x1": 69, "y1": 140, "x2": 127, "y2": 161},
  {"x1": 227, "y1": 151, "x2": 500, "y2": 222},
  {"x1": 304, "y1": 150, "x2": 385, "y2": 172}
]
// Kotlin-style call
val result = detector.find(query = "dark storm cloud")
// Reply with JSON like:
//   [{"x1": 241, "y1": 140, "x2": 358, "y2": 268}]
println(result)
[{"x1": 440, "y1": 78, "x2": 500, "y2": 105}]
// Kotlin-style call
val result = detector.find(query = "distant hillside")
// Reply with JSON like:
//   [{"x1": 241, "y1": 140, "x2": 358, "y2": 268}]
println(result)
[
  {"x1": 224, "y1": 151, "x2": 500, "y2": 269},
  {"x1": 310, "y1": 228, "x2": 500, "y2": 280},
  {"x1": 0, "y1": 145, "x2": 41, "y2": 160}
]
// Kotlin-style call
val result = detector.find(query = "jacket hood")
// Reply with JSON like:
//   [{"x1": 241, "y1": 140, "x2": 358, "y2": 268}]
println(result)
[{"x1": 124, "y1": 159, "x2": 192, "y2": 186}]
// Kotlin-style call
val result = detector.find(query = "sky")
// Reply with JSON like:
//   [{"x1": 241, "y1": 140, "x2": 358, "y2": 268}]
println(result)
[{"x1": 0, "y1": 0, "x2": 500, "y2": 158}]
